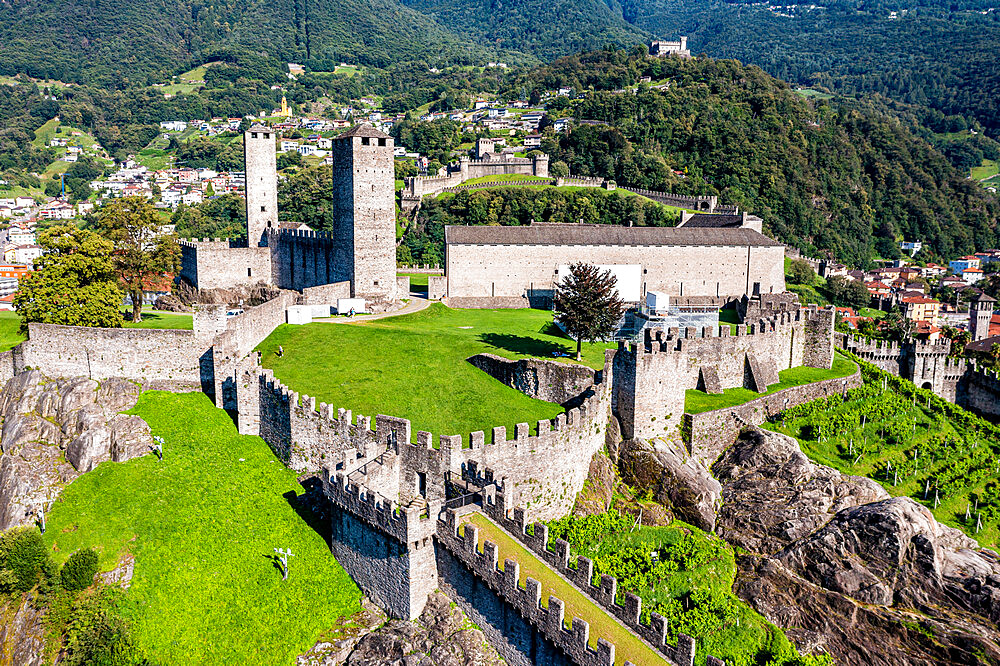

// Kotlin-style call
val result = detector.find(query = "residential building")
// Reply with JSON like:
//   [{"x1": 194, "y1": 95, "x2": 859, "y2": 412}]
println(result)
[
  {"x1": 899, "y1": 295, "x2": 941, "y2": 323},
  {"x1": 963, "y1": 267, "x2": 985, "y2": 284},
  {"x1": 950, "y1": 255, "x2": 981, "y2": 274}
]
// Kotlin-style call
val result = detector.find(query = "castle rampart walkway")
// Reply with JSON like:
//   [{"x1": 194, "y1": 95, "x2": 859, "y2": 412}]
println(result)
[{"x1": 443, "y1": 510, "x2": 673, "y2": 666}]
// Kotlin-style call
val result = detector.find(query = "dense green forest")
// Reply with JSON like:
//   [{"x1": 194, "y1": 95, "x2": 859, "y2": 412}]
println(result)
[
  {"x1": 401, "y1": 186, "x2": 680, "y2": 264},
  {"x1": 496, "y1": 50, "x2": 1000, "y2": 267}
]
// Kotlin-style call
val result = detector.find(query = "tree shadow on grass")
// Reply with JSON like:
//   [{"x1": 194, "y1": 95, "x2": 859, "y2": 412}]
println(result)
[
  {"x1": 478, "y1": 332, "x2": 572, "y2": 358},
  {"x1": 283, "y1": 485, "x2": 331, "y2": 548}
]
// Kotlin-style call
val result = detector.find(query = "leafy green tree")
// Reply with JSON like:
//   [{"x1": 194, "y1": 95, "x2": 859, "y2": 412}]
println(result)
[
  {"x1": 550, "y1": 160, "x2": 570, "y2": 178},
  {"x1": 0, "y1": 527, "x2": 48, "y2": 594},
  {"x1": 61, "y1": 548, "x2": 99, "y2": 591},
  {"x1": 14, "y1": 225, "x2": 124, "y2": 330},
  {"x1": 787, "y1": 259, "x2": 815, "y2": 285},
  {"x1": 278, "y1": 165, "x2": 333, "y2": 233},
  {"x1": 95, "y1": 197, "x2": 180, "y2": 323},
  {"x1": 554, "y1": 262, "x2": 624, "y2": 360},
  {"x1": 825, "y1": 275, "x2": 870, "y2": 310},
  {"x1": 172, "y1": 194, "x2": 247, "y2": 240}
]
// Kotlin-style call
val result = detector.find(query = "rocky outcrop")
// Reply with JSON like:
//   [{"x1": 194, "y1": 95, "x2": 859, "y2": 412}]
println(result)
[
  {"x1": 717, "y1": 427, "x2": 1000, "y2": 666},
  {"x1": 0, "y1": 594, "x2": 45, "y2": 666},
  {"x1": 618, "y1": 437, "x2": 721, "y2": 531},
  {"x1": 571, "y1": 451, "x2": 615, "y2": 516},
  {"x1": 712, "y1": 427, "x2": 889, "y2": 554},
  {"x1": 298, "y1": 591, "x2": 503, "y2": 666},
  {"x1": 0, "y1": 371, "x2": 153, "y2": 530},
  {"x1": 153, "y1": 294, "x2": 191, "y2": 312},
  {"x1": 175, "y1": 278, "x2": 280, "y2": 307}
]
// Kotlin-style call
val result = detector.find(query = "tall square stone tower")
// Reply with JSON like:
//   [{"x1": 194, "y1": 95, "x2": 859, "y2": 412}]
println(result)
[
  {"x1": 244, "y1": 125, "x2": 278, "y2": 247},
  {"x1": 331, "y1": 124, "x2": 398, "y2": 304},
  {"x1": 970, "y1": 292, "x2": 996, "y2": 341}
]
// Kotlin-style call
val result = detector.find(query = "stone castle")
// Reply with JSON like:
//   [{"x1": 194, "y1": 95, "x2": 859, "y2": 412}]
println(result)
[
  {"x1": 0, "y1": 119, "x2": 854, "y2": 666},
  {"x1": 180, "y1": 124, "x2": 399, "y2": 307}
]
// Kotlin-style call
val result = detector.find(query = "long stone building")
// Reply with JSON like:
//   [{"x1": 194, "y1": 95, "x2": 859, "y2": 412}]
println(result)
[{"x1": 441, "y1": 220, "x2": 785, "y2": 308}]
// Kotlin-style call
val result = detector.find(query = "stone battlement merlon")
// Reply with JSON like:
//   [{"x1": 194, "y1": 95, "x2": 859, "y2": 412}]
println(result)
[
  {"x1": 443, "y1": 503, "x2": 711, "y2": 666},
  {"x1": 437, "y1": 511, "x2": 621, "y2": 666},
  {"x1": 322, "y1": 470, "x2": 437, "y2": 545}
]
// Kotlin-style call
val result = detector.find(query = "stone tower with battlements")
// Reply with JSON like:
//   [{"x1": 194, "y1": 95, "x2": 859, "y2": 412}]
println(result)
[
  {"x1": 971, "y1": 292, "x2": 996, "y2": 341},
  {"x1": 244, "y1": 125, "x2": 278, "y2": 247},
  {"x1": 331, "y1": 124, "x2": 398, "y2": 304}
]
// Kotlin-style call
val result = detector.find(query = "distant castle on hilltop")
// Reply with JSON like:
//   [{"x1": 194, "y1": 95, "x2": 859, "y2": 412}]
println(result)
[{"x1": 649, "y1": 37, "x2": 690, "y2": 58}]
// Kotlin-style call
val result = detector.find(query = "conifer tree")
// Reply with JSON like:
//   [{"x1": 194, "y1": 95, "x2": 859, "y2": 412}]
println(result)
[{"x1": 554, "y1": 262, "x2": 625, "y2": 360}]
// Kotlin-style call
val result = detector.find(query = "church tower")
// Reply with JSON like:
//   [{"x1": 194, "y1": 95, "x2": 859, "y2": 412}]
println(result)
[
  {"x1": 331, "y1": 124, "x2": 398, "y2": 304},
  {"x1": 970, "y1": 292, "x2": 996, "y2": 341},
  {"x1": 244, "y1": 125, "x2": 278, "y2": 247}
]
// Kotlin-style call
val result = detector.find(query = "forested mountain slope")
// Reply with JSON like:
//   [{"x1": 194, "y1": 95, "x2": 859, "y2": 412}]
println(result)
[
  {"x1": 398, "y1": 0, "x2": 650, "y2": 60},
  {"x1": 506, "y1": 51, "x2": 1000, "y2": 266},
  {"x1": 0, "y1": 0, "x2": 512, "y2": 87}
]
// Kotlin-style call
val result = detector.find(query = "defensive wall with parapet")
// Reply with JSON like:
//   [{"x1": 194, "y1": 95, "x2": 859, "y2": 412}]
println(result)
[
  {"x1": 179, "y1": 239, "x2": 272, "y2": 291},
  {"x1": 240, "y1": 350, "x2": 615, "y2": 520},
  {"x1": 437, "y1": 480, "x2": 727, "y2": 666},
  {"x1": 321, "y1": 469, "x2": 439, "y2": 621},
  {"x1": 838, "y1": 333, "x2": 1000, "y2": 418},
  {"x1": 401, "y1": 155, "x2": 550, "y2": 210},
  {"x1": 613, "y1": 306, "x2": 835, "y2": 446}
]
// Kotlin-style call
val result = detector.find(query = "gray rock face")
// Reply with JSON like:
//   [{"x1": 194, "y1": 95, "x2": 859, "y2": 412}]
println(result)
[
  {"x1": 713, "y1": 427, "x2": 889, "y2": 554},
  {"x1": 618, "y1": 437, "x2": 721, "y2": 531},
  {"x1": 0, "y1": 371, "x2": 152, "y2": 529},
  {"x1": 718, "y1": 427, "x2": 1000, "y2": 666},
  {"x1": 0, "y1": 594, "x2": 45, "y2": 666},
  {"x1": 298, "y1": 591, "x2": 502, "y2": 666}
]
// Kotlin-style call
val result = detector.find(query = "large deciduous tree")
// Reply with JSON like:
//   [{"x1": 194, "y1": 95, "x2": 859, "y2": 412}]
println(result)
[
  {"x1": 554, "y1": 262, "x2": 625, "y2": 360},
  {"x1": 14, "y1": 225, "x2": 124, "y2": 329},
  {"x1": 95, "y1": 196, "x2": 179, "y2": 323}
]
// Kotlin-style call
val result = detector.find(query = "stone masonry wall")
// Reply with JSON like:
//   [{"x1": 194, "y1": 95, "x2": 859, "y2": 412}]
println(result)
[
  {"x1": 322, "y1": 470, "x2": 439, "y2": 620},
  {"x1": 179, "y1": 240, "x2": 271, "y2": 290},
  {"x1": 19, "y1": 324, "x2": 208, "y2": 387},
  {"x1": 445, "y1": 242, "x2": 785, "y2": 302},
  {"x1": 685, "y1": 365, "x2": 863, "y2": 465},
  {"x1": 467, "y1": 354, "x2": 596, "y2": 404},
  {"x1": 436, "y1": 511, "x2": 619, "y2": 666}
]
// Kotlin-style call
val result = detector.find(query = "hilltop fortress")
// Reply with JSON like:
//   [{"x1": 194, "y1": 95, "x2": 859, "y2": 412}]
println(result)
[{"x1": 0, "y1": 122, "x2": 852, "y2": 666}]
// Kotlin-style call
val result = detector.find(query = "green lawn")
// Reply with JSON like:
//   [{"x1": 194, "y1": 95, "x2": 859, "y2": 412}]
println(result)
[
  {"x1": 256, "y1": 304, "x2": 613, "y2": 442},
  {"x1": 135, "y1": 148, "x2": 172, "y2": 170},
  {"x1": 0, "y1": 310, "x2": 26, "y2": 351},
  {"x1": 462, "y1": 513, "x2": 666, "y2": 666},
  {"x1": 971, "y1": 159, "x2": 999, "y2": 181},
  {"x1": 684, "y1": 352, "x2": 857, "y2": 414},
  {"x1": 857, "y1": 307, "x2": 885, "y2": 319},
  {"x1": 794, "y1": 87, "x2": 834, "y2": 100},
  {"x1": 44, "y1": 391, "x2": 362, "y2": 665},
  {"x1": 784, "y1": 257, "x2": 830, "y2": 306},
  {"x1": 122, "y1": 308, "x2": 193, "y2": 330},
  {"x1": 398, "y1": 272, "x2": 429, "y2": 294}
]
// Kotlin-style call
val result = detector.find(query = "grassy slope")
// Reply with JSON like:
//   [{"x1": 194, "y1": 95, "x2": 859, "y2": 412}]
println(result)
[
  {"x1": 685, "y1": 352, "x2": 856, "y2": 414},
  {"x1": 784, "y1": 257, "x2": 830, "y2": 306},
  {"x1": 256, "y1": 304, "x2": 614, "y2": 441},
  {"x1": 462, "y1": 513, "x2": 665, "y2": 666},
  {"x1": 0, "y1": 311, "x2": 26, "y2": 351},
  {"x1": 765, "y1": 366, "x2": 1000, "y2": 549},
  {"x1": 122, "y1": 309, "x2": 194, "y2": 330},
  {"x1": 44, "y1": 391, "x2": 361, "y2": 665},
  {"x1": 971, "y1": 159, "x2": 998, "y2": 181}
]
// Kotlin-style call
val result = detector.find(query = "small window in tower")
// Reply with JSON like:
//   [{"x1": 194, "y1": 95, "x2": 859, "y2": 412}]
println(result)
[
  {"x1": 371, "y1": 184, "x2": 376, "y2": 192},
  {"x1": 362, "y1": 137, "x2": 370, "y2": 146},
  {"x1": 248, "y1": 268, "x2": 252, "y2": 277},
  {"x1": 251, "y1": 133, "x2": 258, "y2": 139},
  {"x1": 374, "y1": 280, "x2": 380, "y2": 287},
  {"x1": 378, "y1": 138, "x2": 386, "y2": 146},
  {"x1": 261, "y1": 205, "x2": 266, "y2": 212}
]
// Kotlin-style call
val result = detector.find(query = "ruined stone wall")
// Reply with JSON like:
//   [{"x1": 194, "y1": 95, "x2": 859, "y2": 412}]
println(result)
[
  {"x1": 467, "y1": 354, "x2": 596, "y2": 405},
  {"x1": 301, "y1": 281, "x2": 352, "y2": 305},
  {"x1": 957, "y1": 368, "x2": 1000, "y2": 419},
  {"x1": 18, "y1": 324, "x2": 208, "y2": 387},
  {"x1": 445, "y1": 242, "x2": 785, "y2": 302},
  {"x1": 686, "y1": 365, "x2": 863, "y2": 465},
  {"x1": 179, "y1": 240, "x2": 272, "y2": 290}
]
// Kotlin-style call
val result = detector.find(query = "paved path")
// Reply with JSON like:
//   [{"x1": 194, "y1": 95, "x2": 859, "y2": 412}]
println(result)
[{"x1": 313, "y1": 294, "x2": 431, "y2": 324}]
